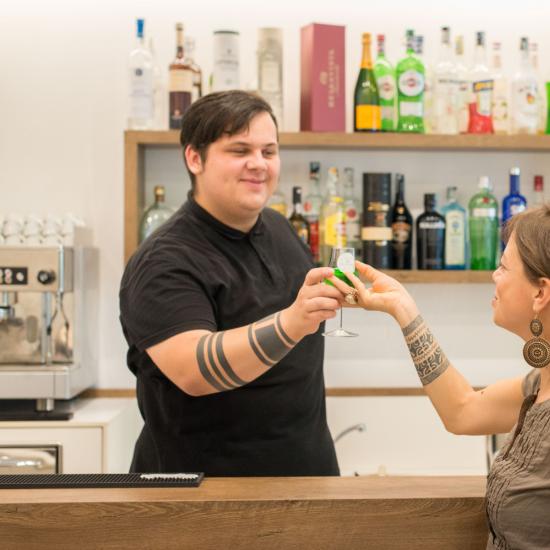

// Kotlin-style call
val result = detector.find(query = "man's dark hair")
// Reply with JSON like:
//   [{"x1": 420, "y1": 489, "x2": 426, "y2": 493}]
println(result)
[{"x1": 180, "y1": 90, "x2": 278, "y2": 190}]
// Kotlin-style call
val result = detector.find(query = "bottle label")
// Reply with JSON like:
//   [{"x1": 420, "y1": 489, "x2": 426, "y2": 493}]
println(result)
[
  {"x1": 512, "y1": 81, "x2": 538, "y2": 131},
  {"x1": 361, "y1": 227, "x2": 393, "y2": 241},
  {"x1": 418, "y1": 220, "x2": 445, "y2": 230},
  {"x1": 130, "y1": 67, "x2": 154, "y2": 119},
  {"x1": 445, "y1": 210, "x2": 466, "y2": 266},
  {"x1": 308, "y1": 220, "x2": 320, "y2": 262},
  {"x1": 399, "y1": 101, "x2": 423, "y2": 117},
  {"x1": 398, "y1": 70, "x2": 425, "y2": 97},
  {"x1": 391, "y1": 221, "x2": 411, "y2": 243},
  {"x1": 376, "y1": 74, "x2": 396, "y2": 102},
  {"x1": 471, "y1": 207, "x2": 497, "y2": 218},
  {"x1": 510, "y1": 203, "x2": 526, "y2": 216},
  {"x1": 381, "y1": 105, "x2": 395, "y2": 123},
  {"x1": 345, "y1": 206, "x2": 361, "y2": 242},
  {"x1": 355, "y1": 105, "x2": 381, "y2": 130},
  {"x1": 324, "y1": 213, "x2": 346, "y2": 247},
  {"x1": 169, "y1": 70, "x2": 194, "y2": 92},
  {"x1": 260, "y1": 60, "x2": 280, "y2": 93},
  {"x1": 296, "y1": 226, "x2": 309, "y2": 245},
  {"x1": 472, "y1": 80, "x2": 494, "y2": 117}
]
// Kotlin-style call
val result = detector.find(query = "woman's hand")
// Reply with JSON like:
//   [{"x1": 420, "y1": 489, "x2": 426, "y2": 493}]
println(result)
[{"x1": 328, "y1": 261, "x2": 420, "y2": 328}]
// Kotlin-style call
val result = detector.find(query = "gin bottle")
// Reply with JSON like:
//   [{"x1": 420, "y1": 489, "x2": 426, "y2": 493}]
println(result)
[
  {"x1": 139, "y1": 186, "x2": 175, "y2": 242},
  {"x1": 441, "y1": 186, "x2": 467, "y2": 270},
  {"x1": 374, "y1": 34, "x2": 396, "y2": 131},
  {"x1": 416, "y1": 194, "x2": 445, "y2": 270},
  {"x1": 396, "y1": 29, "x2": 425, "y2": 133},
  {"x1": 304, "y1": 162, "x2": 323, "y2": 265},
  {"x1": 343, "y1": 168, "x2": 362, "y2": 260},
  {"x1": 128, "y1": 18, "x2": 154, "y2": 130}
]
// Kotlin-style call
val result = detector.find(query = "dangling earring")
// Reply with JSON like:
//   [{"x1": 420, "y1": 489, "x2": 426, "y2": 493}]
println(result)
[{"x1": 523, "y1": 316, "x2": 550, "y2": 369}]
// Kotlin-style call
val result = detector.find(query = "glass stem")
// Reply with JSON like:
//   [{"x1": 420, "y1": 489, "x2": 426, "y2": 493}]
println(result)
[{"x1": 339, "y1": 307, "x2": 344, "y2": 329}]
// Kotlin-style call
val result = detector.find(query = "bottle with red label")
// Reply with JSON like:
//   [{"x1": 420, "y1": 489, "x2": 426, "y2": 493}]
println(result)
[
  {"x1": 343, "y1": 167, "x2": 362, "y2": 260},
  {"x1": 468, "y1": 31, "x2": 494, "y2": 134},
  {"x1": 303, "y1": 162, "x2": 323, "y2": 265}
]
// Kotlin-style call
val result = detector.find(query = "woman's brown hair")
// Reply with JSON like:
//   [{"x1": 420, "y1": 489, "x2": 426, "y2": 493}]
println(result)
[{"x1": 502, "y1": 203, "x2": 550, "y2": 283}]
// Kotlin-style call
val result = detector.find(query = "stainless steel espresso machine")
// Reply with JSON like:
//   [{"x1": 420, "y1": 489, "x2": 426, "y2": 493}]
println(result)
[{"x1": 0, "y1": 236, "x2": 98, "y2": 419}]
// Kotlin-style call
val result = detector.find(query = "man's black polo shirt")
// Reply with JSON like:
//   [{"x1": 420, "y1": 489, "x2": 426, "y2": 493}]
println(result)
[{"x1": 119, "y1": 196, "x2": 339, "y2": 476}]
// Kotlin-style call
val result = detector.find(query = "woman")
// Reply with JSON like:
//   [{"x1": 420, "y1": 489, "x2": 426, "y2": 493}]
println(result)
[{"x1": 330, "y1": 204, "x2": 550, "y2": 550}]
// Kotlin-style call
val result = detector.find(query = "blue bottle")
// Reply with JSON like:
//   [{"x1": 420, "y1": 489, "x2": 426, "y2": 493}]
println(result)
[
  {"x1": 502, "y1": 167, "x2": 527, "y2": 224},
  {"x1": 441, "y1": 186, "x2": 467, "y2": 270}
]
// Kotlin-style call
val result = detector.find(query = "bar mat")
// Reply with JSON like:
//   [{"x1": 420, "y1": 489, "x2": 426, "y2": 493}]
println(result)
[{"x1": 0, "y1": 472, "x2": 204, "y2": 489}]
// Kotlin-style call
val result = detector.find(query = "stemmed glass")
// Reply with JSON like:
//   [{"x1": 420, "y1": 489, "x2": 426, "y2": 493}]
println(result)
[{"x1": 323, "y1": 247, "x2": 359, "y2": 338}]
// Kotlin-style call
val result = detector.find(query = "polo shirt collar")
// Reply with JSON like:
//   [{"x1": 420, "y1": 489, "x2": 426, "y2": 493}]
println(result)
[{"x1": 183, "y1": 194, "x2": 264, "y2": 240}]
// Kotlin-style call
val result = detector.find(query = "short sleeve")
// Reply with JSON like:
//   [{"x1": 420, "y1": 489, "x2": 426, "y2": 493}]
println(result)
[
  {"x1": 521, "y1": 369, "x2": 541, "y2": 397},
  {"x1": 120, "y1": 248, "x2": 217, "y2": 351}
]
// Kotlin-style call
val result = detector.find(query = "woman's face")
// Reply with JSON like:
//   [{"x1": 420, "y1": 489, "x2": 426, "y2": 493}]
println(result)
[{"x1": 492, "y1": 234, "x2": 541, "y2": 340}]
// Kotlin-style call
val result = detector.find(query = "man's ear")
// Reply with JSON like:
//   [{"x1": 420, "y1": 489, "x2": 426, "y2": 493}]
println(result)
[
  {"x1": 184, "y1": 145, "x2": 203, "y2": 176},
  {"x1": 534, "y1": 278, "x2": 550, "y2": 314}
]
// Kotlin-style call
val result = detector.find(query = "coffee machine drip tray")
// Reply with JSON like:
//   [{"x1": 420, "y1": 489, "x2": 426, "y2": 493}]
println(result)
[{"x1": 0, "y1": 399, "x2": 74, "y2": 421}]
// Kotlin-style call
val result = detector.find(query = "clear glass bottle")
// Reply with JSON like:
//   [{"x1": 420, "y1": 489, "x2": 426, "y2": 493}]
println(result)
[
  {"x1": 258, "y1": 28, "x2": 283, "y2": 129},
  {"x1": 416, "y1": 193, "x2": 446, "y2": 270},
  {"x1": 342, "y1": 168, "x2": 362, "y2": 260},
  {"x1": 469, "y1": 177, "x2": 499, "y2": 270},
  {"x1": 149, "y1": 37, "x2": 166, "y2": 130},
  {"x1": 183, "y1": 36, "x2": 203, "y2": 103},
  {"x1": 511, "y1": 37, "x2": 539, "y2": 135},
  {"x1": 212, "y1": 30, "x2": 240, "y2": 92},
  {"x1": 139, "y1": 186, "x2": 176, "y2": 242},
  {"x1": 390, "y1": 174, "x2": 413, "y2": 269},
  {"x1": 289, "y1": 186, "x2": 310, "y2": 246},
  {"x1": 128, "y1": 18, "x2": 154, "y2": 130},
  {"x1": 441, "y1": 186, "x2": 467, "y2": 270},
  {"x1": 266, "y1": 189, "x2": 287, "y2": 217},
  {"x1": 169, "y1": 23, "x2": 194, "y2": 130},
  {"x1": 354, "y1": 33, "x2": 381, "y2": 132},
  {"x1": 304, "y1": 162, "x2": 323, "y2": 265},
  {"x1": 433, "y1": 26, "x2": 459, "y2": 134},
  {"x1": 468, "y1": 32, "x2": 494, "y2": 134},
  {"x1": 320, "y1": 167, "x2": 346, "y2": 266},
  {"x1": 396, "y1": 29, "x2": 425, "y2": 133},
  {"x1": 491, "y1": 42, "x2": 509, "y2": 135},
  {"x1": 455, "y1": 35, "x2": 470, "y2": 133},
  {"x1": 374, "y1": 34, "x2": 396, "y2": 131}
]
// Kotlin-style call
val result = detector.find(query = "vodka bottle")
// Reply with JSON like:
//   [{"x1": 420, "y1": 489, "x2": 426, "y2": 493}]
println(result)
[
  {"x1": 530, "y1": 42, "x2": 546, "y2": 134},
  {"x1": 258, "y1": 28, "x2": 283, "y2": 128},
  {"x1": 491, "y1": 42, "x2": 509, "y2": 135},
  {"x1": 432, "y1": 26, "x2": 459, "y2": 134},
  {"x1": 149, "y1": 38, "x2": 166, "y2": 130},
  {"x1": 128, "y1": 18, "x2": 154, "y2": 130},
  {"x1": 455, "y1": 35, "x2": 469, "y2": 133},
  {"x1": 511, "y1": 37, "x2": 539, "y2": 135},
  {"x1": 468, "y1": 32, "x2": 494, "y2": 134},
  {"x1": 502, "y1": 167, "x2": 527, "y2": 225}
]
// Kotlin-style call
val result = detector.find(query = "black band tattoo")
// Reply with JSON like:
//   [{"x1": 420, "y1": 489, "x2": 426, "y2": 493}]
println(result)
[
  {"x1": 402, "y1": 315, "x2": 450, "y2": 386},
  {"x1": 195, "y1": 312, "x2": 297, "y2": 392}
]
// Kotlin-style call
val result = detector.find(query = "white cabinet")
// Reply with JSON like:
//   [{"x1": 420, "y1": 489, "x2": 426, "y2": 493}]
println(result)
[{"x1": 0, "y1": 398, "x2": 142, "y2": 474}]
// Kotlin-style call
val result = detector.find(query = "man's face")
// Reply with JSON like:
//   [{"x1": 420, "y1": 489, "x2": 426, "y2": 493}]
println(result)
[{"x1": 189, "y1": 111, "x2": 280, "y2": 229}]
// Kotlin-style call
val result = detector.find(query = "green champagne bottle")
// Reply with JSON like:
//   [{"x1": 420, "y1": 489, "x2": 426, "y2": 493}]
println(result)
[
  {"x1": 374, "y1": 34, "x2": 396, "y2": 131},
  {"x1": 354, "y1": 33, "x2": 381, "y2": 132},
  {"x1": 396, "y1": 29, "x2": 425, "y2": 133}
]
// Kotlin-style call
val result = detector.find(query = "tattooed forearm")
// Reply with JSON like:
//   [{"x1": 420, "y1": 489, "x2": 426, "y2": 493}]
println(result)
[
  {"x1": 402, "y1": 315, "x2": 449, "y2": 386},
  {"x1": 196, "y1": 312, "x2": 297, "y2": 392}
]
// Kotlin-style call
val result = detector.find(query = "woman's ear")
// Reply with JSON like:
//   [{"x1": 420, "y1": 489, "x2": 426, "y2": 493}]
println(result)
[
  {"x1": 534, "y1": 278, "x2": 550, "y2": 314},
  {"x1": 184, "y1": 145, "x2": 203, "y2": 176}
]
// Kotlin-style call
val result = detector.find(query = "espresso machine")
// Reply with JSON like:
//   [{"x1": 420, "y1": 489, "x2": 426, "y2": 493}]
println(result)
[{"x1": 0, "y1": 235, "x2": 98, "y2": 419}]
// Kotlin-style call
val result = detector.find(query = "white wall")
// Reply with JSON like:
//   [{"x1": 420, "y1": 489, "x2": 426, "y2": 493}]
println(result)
[{"x1": 2, "y1": 0, "x2": 548, "y2": 392}]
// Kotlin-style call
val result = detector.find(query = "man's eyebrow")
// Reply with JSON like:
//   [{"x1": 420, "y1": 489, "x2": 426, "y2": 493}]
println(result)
[{"x1": 225, "y1": 141, "x2": 278, "y2": 148}]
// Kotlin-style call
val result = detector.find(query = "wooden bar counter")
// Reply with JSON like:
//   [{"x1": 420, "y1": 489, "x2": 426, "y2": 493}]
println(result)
[{"x1": 0, "y1": 476, "x2": 488, "y2": 549}]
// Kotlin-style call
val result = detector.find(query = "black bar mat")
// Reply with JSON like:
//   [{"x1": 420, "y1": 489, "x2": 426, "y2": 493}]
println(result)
[{"x1": 0, "y1": 472, "x2": 204, "y2": 489}]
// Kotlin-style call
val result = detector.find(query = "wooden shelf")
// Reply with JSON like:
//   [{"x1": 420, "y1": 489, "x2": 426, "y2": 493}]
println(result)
[
  {"x1": 384, "y1": 269, "x2": 493, "y2": 284},
  {"x1": 125, "y1": 130, "x2": 550, "y2": 151}
]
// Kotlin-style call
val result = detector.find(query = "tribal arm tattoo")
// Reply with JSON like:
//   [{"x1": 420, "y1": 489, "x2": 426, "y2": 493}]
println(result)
[
  {"x1": 402, "y1": 315, "x2": 450, "y2": 386},
  {"x1": 195, "y1": 312, "x2": 297, "y2": 392}
]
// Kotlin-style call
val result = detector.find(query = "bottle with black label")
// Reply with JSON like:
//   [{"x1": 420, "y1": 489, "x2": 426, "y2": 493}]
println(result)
[
  {"x1": 390, "y1": 174, "x2": 413, "y2": 269},
  {"x1": 289, "y1": 186, "x2": 310, "y2": 246},
  {"x1": 362, "y1": 173, "x2": 392, "y2": 268},
  {"x1": 416, "y1": 193, "x2": 445, "y2": 269}
]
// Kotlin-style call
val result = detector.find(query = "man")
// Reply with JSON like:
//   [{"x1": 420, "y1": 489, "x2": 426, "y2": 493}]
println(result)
[{"x1": 119, "y1": 90, "x2": 343, "y2": 476}]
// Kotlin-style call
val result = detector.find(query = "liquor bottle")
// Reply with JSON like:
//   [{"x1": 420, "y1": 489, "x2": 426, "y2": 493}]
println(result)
[
  {"x1": 441, "y1": 186, "x2": 467, "y2": 270},
  {"x1": 373, "y1": 34, "x2": 396, "y2": 131},
  {"x1": 267, "y1": 189, "x2": 287, "y2": 217},
  {"x1": 416, "y1": 193, "x2": 445, "y2": 270},
  {"x1": 128, "y1": 18, "x2": 154, "y2": 130},
  {"x1": 304, "y1": 162, "x2": 323, "y2": 265},
  {"x1": 169, "y1": 23, "x2": 194, "y2": 130},
  {"x1": 390, "y1": 174, "x2": 413, "y2": 269},
  {"x1": 533, "y1": 175, "x2": 545, "y2": 206},
  {"x1": 139, "y1": 186, "x2": 175, "y2": 242},
  {"x1": 510, "y1": 37, "x2": 539, "y2": 135},
  {"x1": 149, "y1": 38, "x2": 166, "y2": 130},
  {"x1": 491, "y1": 42, "x2": 509, "y2": 135},
  {"x1": 530, "y1": 42, "x2": 546, "y2": 134},
  {"x1": 342, "y1": 168, "x2": 362, "y2": 260},
  {"x1": 212, "y1": 30, "x2": 240, "y2": 92},
  {"x1": 455, "y1": 35, "x2": 470, "y2": 133},
  {"x1": 258, "y1": 28, "x2": 284, "y2": 128},
  {"x1": 502, "y1": 167, "x2": 527, "y2": 225},
  {"x1": 396, "y1": 29, "x2": 425, "y2": 133},
  {"x1": 468, "y1": 177, "x2": 499, "y2": 270},
  {"x1": 320, "y1": 167, "x2": 346, "y2": 266},
  {"x1": 468, "y1": 32, "x2": 494, "y2": 134},
  {"x1": 183, "y1": 37, "x2": 203, "y2": 103},
  {"x1": 354, "y1": 33, "x2": 381, "y2": 132},
  {"x1": 362, "y1": 172, "x2": 392, "y2": 269},
  {"x1": 432, "y1": 26, "x2": 459, "y2": 134},
  {"x1": 415, "y1": 35, "x2": 433, "y2": 134},
  {"x1": 289, "y1": 187, "x2": 310, "y2": 246}
]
